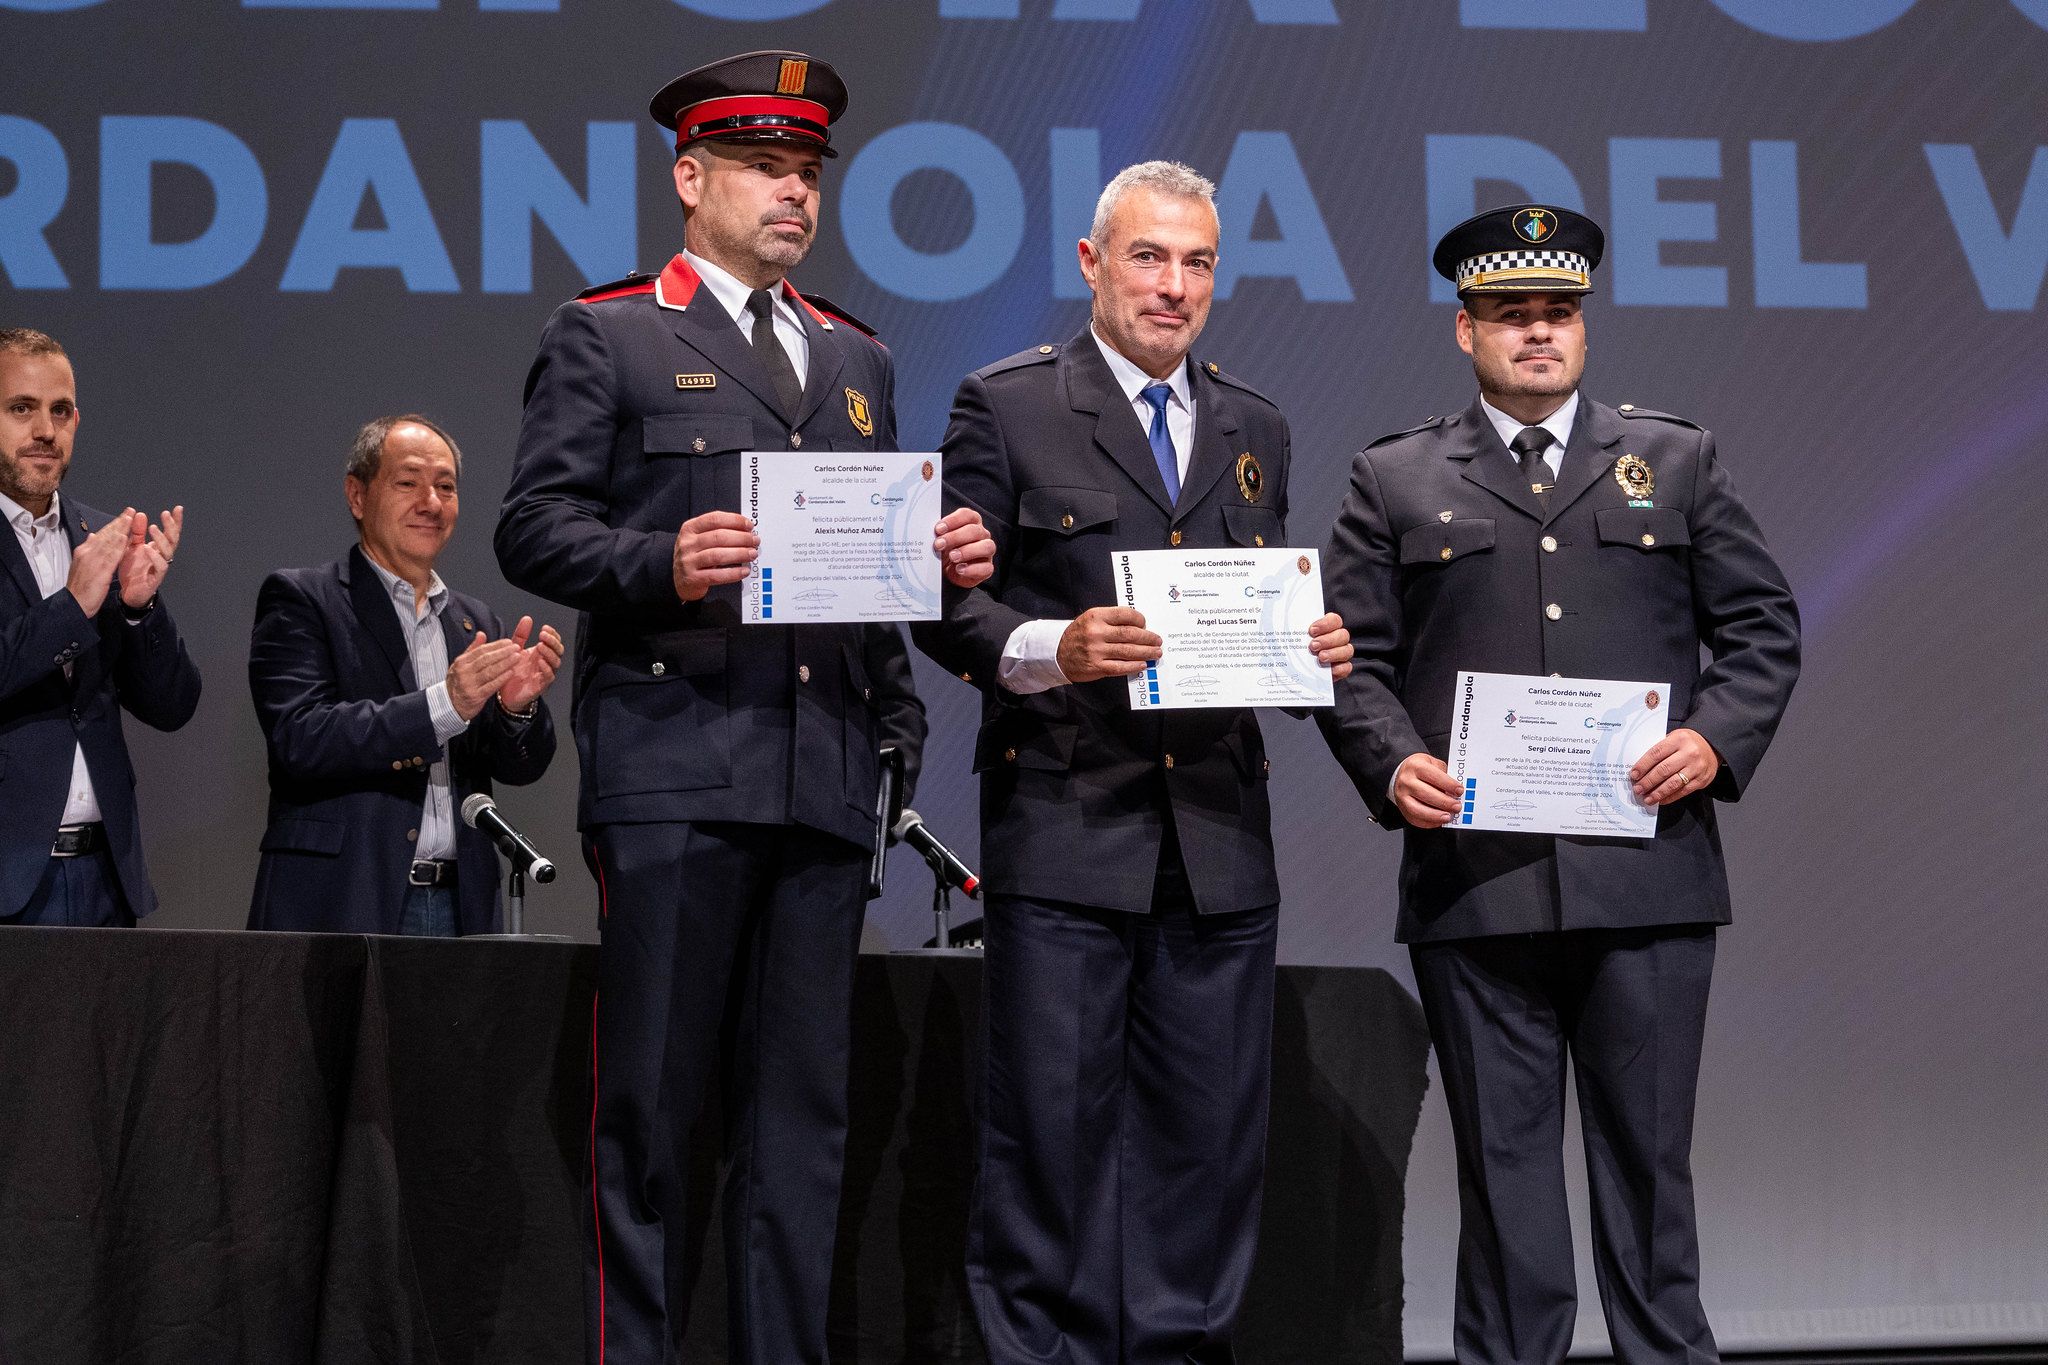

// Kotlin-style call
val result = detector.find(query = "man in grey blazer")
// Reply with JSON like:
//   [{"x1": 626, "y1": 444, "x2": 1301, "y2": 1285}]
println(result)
[
  {"x1": 913, "y1": 161, "x2": 1351, "y2": 1365},
  {"x1": 1319, "y1": 205, "x2": 1801, "y2": 1365}
]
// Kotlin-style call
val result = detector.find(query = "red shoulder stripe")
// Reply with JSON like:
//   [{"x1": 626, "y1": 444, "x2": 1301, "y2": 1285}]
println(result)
[{"x1": 578, "y1": 281, "x2": 655, "y2": 305}]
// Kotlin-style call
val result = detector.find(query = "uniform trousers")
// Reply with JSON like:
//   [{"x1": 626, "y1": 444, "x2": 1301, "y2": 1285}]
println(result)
[
  {"x1": 970, "y1": 844, "x2": 1279, "y2": 1365},
  {"x1": 1410, "y1": 924, "x2": 1719, "y2": 1365},
  {"x1": 2, "y1": 848, "x2": 131, "y2": 927},
  {"x1": 584, "y1": 819, "x2": 867, "y2": 1365}
]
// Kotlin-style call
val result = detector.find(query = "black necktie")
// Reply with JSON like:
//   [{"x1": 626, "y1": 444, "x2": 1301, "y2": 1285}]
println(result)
[
  {"x1": 746, "y1": 289, "x2": 804, "y2": 418},
  {"x1": 1509, "y1": 425, "x2": 1553, "y2": 511}
]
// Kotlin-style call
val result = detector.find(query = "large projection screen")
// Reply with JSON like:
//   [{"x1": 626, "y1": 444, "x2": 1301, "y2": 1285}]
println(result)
[{"x1": 5, "y1": 0, "x2": 2045, "y2": 1353}]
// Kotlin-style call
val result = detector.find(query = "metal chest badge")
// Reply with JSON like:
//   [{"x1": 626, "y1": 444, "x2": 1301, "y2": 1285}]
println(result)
[
  {"x1": 1613, "y1": 453, "x2": 1654, "y2": 506},
  {"x1": 1235, "y1": 451, "x2": 1263, "y2": 503},
  {"x1": 845, "y1": 387, "x2": 873, "y2": 437}
]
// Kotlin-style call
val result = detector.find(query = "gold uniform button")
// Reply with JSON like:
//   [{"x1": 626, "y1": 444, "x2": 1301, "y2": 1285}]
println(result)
[
  {"x1": 1038, "y1": 345, "x2": 1054, "y2": 355},
  {"x1": 1545, "y1": 603, "x2": 1563, "y2": 621},
  {"x1": 790, "y1": 432, "x2": 802, "y2": 449},
  {"x1": 1439, "y1": 546, "x2": 1453, "y2": 561},
  {"x1": 691, "y1": 437, "x2": 706, "y2": 453},
  {"x1": 651, "y1": 661, "x2": 666, "y2": 676},
  {"x1": 391, "y1": 760, "x2": 404, "y2": 771},
  {"x1": 959, "y1": 672, "x2": 973, "y2": 683},
  {"x1": 1163, "y1": 753, "x2": 1175, "y2": 770},
  {"x1": 1060, "y1": 513, "x2": 1074, "y2": 530},
  {"x1": 1641, "y1": 533, "x2": 1656, "y2": 547},
  {"x1": 406, "y1": 828, "x2": 419, "y2": 843},
  {"x1": 1253, "y1": 534, "x2": 1265, "y2": 547},
  {"x1": 1541, "y1": 535, "x2": 1558, "y2": 553},
  {"x1": 1003, "y1": 747, "x2": 1018, "y2": 762},
  {"x1": 1620, "y1": 404, "x2": 1635, "y2": 412},
  {"x1": 798, "y1": 664, "x2": 811, "y2": 683},
  {"x1": 1170, "y1": 530, "x2": 1182, "y2": 547}
]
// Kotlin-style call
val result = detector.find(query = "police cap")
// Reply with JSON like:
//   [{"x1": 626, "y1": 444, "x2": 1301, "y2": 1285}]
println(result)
[
  {"x1": 649, "y1": 51, "x2": 848, "y2": 159},
  {"x1": 1433, "y1": 204, "x2": 1605, "y2": 296}
]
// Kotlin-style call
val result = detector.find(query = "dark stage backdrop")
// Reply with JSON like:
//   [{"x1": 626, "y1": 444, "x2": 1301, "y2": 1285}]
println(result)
[{"x1": 6, "y1": 0, "x2": 2045, "y2": 1354}]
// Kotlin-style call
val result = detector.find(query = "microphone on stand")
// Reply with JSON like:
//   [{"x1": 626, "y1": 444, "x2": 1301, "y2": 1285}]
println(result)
[
  {"x1": 461, "y1": 794, "x2": 556, "y2": 884},
  {"x1": 890, "y1": 809, "x2": 980, "y2": 899}
]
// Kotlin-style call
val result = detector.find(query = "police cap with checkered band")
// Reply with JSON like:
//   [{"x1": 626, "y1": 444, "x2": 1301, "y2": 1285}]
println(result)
[
  {"x1": 650, "y1": 51, "x2": 849, "y2": 159},
  {"x1": 1433, "y1": 204, "x2": 1605, "y2": 296}
]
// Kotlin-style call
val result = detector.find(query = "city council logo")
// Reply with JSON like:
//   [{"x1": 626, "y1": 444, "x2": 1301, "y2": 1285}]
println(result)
[{"x1": 1517, "y1": 208, "x2": 1557, "y2": 243}]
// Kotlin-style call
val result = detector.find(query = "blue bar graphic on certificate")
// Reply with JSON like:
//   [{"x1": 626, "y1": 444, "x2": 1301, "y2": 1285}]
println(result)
[
  {"x1": 1447, "y1": 670, "x2": 1671, "y2": 837},
  {"x1": 741, "y1": 452, "x2": 942, "y2": 624},
  {"x1": 1115, "y1": 547, "x2": 1334, "y2": 710}
]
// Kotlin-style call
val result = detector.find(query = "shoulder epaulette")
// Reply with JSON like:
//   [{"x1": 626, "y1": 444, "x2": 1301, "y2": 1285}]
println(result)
[
  {"x1": 576, "y1": 272, "x2": 656, "y2": 304},
  {"x1": 979, "y1": 344, "x2": 1060, "y2": 378},
  {"x1": 799, "y1": 292, "x2": 885, "y2": 347},
  {"x1": 1615, "y1": 404, "x2": 1702, "y2": 431},
  {"x1": 1364, "y1": 415, "x2": 1447, "y2": 450},
  {"x1": 1194, "y1": 359, "x2": 1278, "y2": 409}
]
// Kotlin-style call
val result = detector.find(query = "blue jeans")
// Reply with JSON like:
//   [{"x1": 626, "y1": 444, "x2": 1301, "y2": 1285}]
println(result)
[{"x1": 397, "y1": 883, "x2": 457, "y2": 937}]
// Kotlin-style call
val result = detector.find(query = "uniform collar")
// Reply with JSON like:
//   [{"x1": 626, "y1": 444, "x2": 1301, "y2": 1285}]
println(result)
[
  {"x1": 1091, "y1": 328, "x2": 1192, "y2": 414},
  {"x1": 683, "y1": 248, "x2": 803, "y2": 332},
  {"x1": 1480, "y1": 391, "x2": 1578, "y2": 455}
]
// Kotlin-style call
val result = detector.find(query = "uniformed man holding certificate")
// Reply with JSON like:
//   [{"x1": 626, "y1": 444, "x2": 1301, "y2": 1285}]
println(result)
[{"x1": 1319, "y1": 204, "x2": 1801, "y2": 1365}]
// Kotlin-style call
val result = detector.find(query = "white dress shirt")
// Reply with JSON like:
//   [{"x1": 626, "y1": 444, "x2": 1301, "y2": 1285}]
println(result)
[
  {"x1": 1480, "y1": 391, "x2": 1578, "y2": 480},
  {"x1": 684, "y1": 248, "x2": 809, "y2": 388},
  {"x1": 997, "y1": 331, "x2": 1199, "y2": 695},
  {"x1": 361, "y1": 555, "x2": 469, "y2": 863},
  {"x1": 2, "y1": 490, "x2": 102, "y2": 827}
]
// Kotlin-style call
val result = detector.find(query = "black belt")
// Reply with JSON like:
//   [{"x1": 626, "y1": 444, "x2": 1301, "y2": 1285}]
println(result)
[
  {"x1": 51, "y1": 823, "x2": 105, "y2": 858},
  {"x1": 408, "y1": 859, "x2": 458, "y2": 887}
]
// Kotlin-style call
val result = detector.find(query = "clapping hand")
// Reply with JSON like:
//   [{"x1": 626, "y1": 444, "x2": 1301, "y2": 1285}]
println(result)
[{"x1": 119, "y1": 506, "x2": 182, "y2": 610}]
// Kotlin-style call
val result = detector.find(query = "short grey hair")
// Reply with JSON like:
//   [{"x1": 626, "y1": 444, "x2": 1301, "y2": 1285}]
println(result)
[
  {"x1": 344, "y1": 413, "x2": 463, "y2": 484},
  {"x1": 1089, "y1": 161, "x2": 1218, "y2": 245}
]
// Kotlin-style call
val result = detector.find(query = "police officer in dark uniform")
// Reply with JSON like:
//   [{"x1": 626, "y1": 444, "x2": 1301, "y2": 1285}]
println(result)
[
  {"x1": 495, "y1": 50, "x2": 992, "y2": 1365},
  {"x1": 1319, "y1": 205, "x2": 1801, "y2": 1365},
  {"x1": 912, "y1": 161, "x2": 1352, "y2": 1365}
]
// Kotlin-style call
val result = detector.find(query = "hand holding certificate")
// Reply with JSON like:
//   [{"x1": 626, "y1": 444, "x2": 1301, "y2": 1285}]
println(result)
[
  {"x1": 1115, "y1": 548, "x2": 1335, "y2": 710},
  {"x1": 741, "y1": 452, "x2": 942, "y2": 624},
  {"x1": 1447, "y1": 671, "x2": 1670, "y2": 837}
]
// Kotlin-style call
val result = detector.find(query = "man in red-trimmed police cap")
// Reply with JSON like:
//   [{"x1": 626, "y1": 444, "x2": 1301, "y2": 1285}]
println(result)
[{"x1": 497, "y1": 50, "x2": 993, "y2": 1365}]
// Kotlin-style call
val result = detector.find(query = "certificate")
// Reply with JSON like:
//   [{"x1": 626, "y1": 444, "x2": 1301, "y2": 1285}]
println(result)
[
  {"x1": 1115, "y1": 547, "x2": 1334, "y2": 710},
  {"x1": 741, "y1": 452, "x2": 942, "y2": 624},
  {"x1": 1448, "y1": 671, "x2": 1670, "y2": 837}
]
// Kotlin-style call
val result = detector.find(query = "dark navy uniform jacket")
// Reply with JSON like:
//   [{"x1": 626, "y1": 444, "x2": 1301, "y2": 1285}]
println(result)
[
  {"x1": 246, "y1": 546, "x2": 557, "y2": 936},
  {"x1": 1319, "y1": 395, "x2": 1801, "y2": 943},
  {"x1": 0, "y1": 499, "x2": 201, "y2": 920},
  {"x1": 496, "y1": 255, "x2": 925, "y2": 845},
  {"x1": 911, "y1": 331, "x2": 1290, "y2": 916}
]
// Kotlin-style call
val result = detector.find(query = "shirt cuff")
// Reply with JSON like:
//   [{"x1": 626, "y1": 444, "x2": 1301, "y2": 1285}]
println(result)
[
  {"x1": 998, "y1": 619, "x2": 1074, "y2": 695},
  {"x1": 426, "y1": 680, "x2": 470, "y2": 744}
]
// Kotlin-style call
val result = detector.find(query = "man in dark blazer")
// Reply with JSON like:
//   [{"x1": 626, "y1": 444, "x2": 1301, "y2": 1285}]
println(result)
[
  {"x1": 911, "y1": 161, "x2": 1352, "y2": 1365},
  {"x1": 1319, "y1": 206, "x2": 1801, "y2": 1365},
  {"x1": 248, "y1": 414, "x2": 559, "y2": 938},
  {"x1": 0, "y1": 328, "x2": 200, "y2": 928},
  {"x1": 494, "y1": 51, "x2": 991, "y2": 1365}
]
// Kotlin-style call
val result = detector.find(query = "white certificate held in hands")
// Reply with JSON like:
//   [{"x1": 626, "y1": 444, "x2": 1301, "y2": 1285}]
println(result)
[
  {"x1": 742, "y1": 452, "x2": 942, "y2": 624},
  {"x1": 1116, "y1": 547, "x2": 1335, "y2": 710},
  {"x1": 1448, "y1": 671, "x2": 1670, "y2": 837}
]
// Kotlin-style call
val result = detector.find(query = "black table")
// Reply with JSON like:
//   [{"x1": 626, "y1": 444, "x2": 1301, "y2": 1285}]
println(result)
[{"x1": 0, "y1": 928, "x2": 1429, "y2": 1364}]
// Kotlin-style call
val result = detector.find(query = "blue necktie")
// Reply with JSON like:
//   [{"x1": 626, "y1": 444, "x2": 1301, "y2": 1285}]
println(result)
[{"x1": 1141, "y1": 383, "x2": 1180, "y2": 504}]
